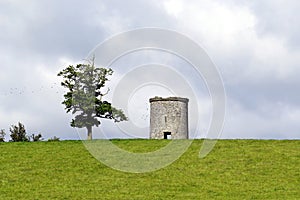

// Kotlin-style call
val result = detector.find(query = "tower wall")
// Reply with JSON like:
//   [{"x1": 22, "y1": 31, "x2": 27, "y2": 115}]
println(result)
[{"x1": 149, "y1": 97, "x2": 189, "y2": 139}]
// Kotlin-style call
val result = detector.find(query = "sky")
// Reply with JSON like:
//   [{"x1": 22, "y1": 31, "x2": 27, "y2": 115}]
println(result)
[{"x1": 0, "y1": 0, "x2": 300, "y2": 140}]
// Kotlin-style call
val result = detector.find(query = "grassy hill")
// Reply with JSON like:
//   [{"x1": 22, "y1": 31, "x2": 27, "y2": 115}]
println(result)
[{"x1": 0, "y1": 140, "x2": 299, "y2": 199}]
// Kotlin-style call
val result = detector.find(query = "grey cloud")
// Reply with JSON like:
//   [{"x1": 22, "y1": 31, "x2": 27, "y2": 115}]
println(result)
[
  {"x1": 0, "y1": 0, "x2": 174, "y2": 60},
  {"x1": 1, "y1": 0, "x2": 299, "y2": 140},
  {"x1": 100, "y1": 0, "x2": 174, "y2": 28},
  {"x1": 0, "y1": 0, "x2": 176, "y2": 140},
  {"x1": 242, "y1": 0, "x2": 300, "y2": 49},
  {"x1": 0, "y1": 0, "x2": 106, "y2": 59}
]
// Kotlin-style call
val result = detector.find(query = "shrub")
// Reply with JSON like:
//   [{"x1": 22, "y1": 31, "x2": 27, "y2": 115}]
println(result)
[
  {"x1": 48, "y1": 136, "x2": 60, "y2": 142},
  {"x1": 30, "y1": 133, "x2": 43, "y2": 142},
  {"x1": 9, "y1": 122, "x2": 29, "y2": 142},
  {"x1": 0, "y1": 129, "x2": 5, "y2": 142}
]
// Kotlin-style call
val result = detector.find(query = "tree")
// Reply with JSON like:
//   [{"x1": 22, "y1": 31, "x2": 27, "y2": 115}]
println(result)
[
  {"x1": 10, "y1": 122, "x2": 29, "y2": 142},
  {"x1": 58, "y1": 59, "x2": 127, "y2": 140},
  {"x1": 0, "y1": 129, "x2": 5, "y2": 142}
]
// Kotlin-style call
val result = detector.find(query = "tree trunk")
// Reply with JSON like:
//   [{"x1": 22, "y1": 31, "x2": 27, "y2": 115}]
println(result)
[{"x1": 87, "y1": 126, "x2": 92, "y2": 140}]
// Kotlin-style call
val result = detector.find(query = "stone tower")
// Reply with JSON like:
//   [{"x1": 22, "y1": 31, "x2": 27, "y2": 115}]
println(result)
[{"x1": 149, "y1": 96, "x2": 189, "y2": 139}]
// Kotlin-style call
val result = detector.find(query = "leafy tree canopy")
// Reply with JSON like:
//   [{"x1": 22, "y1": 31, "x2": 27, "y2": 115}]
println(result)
[
  {"x1": 10, "y1": 122, "x2": 29, "y2": 142},
  {"x1": 58, "y1": 59, "x2": 127, "y2": 139}
]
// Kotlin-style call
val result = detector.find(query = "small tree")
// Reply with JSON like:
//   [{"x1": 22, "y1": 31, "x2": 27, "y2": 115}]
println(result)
[
  {"x1": 58, "y1": 58, "x2": 127, "y2": 140},
  {"x1": 0, "y1": 129, "x2": 5, "y2": 142},
  {"x1": 10, "y1": 122, "x2": 29, "y2": 142},
  {"x1": 30, "y1": 133, "x2": 43, "y2": 142}
]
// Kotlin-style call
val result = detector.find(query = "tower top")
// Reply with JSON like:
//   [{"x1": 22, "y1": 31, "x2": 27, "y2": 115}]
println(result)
[{"x1": 149, "y1": 96, "x2": 189, "y2": 103}]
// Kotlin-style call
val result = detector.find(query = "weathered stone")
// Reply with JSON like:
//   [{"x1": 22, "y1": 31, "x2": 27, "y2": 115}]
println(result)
[{"x1": 149, "y1": 96, "x2": 189, "y2": 139}]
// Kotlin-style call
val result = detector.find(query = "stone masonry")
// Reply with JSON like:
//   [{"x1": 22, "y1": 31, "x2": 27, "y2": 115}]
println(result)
[{"x1": 149, "y1": 96, "x2": 189, "y2": 139}]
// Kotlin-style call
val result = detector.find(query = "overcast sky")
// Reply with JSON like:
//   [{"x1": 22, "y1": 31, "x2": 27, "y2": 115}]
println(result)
[{"x1": 1, "y1": 0, "x2": 300, "y2": 140}]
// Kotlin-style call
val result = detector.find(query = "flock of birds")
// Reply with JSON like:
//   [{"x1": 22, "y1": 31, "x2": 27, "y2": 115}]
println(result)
[
  {"x1": 0, "y1": 83, "x2": 150, "y2": 122},
  {"x1": 0, "y1": 83, "x2": 64, "y2": 97}
]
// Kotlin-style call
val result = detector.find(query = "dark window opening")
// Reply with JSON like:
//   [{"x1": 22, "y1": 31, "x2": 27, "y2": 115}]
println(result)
[{"x1": 164, "y1": 132, "x2": 171, "y2": 139}]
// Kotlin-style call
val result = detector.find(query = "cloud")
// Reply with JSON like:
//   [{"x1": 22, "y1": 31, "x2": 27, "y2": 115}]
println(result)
[
  {"x1": 0, "y1": 0, "x2": 299, "y2": 140},
  {"x1": 0, "y1": 0, "x2": 175, "y2": 140},
  {"x1": 224, "y1": 97, "x2": 300, "y2": 139},
  {"x1": 159, "y1": 0, "x2": 300, "y2": 138},
  {"x1": 246, "y1": 0, "x2": 300, "y2": 49}
]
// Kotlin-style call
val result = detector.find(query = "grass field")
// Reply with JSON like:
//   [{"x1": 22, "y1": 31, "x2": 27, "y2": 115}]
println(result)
[{"x1": 0, "y1": 140, "x2": 299, "y2": 199}]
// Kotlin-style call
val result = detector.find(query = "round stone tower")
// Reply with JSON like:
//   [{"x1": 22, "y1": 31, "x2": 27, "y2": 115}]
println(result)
[{"x1": 149, "y1": 96, "x2": 189, "y2": 139}]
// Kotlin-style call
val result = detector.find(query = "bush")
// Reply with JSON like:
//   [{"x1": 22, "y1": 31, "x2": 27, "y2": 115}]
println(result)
[
  {"x1": 48, "y1": 136, "x2": 60, "y2": 142},
  {"x1": 9, "y1": 122, "x2": 29, "y2": 142},
  {"x1": 30, "y1": 133, "x2": 43, "y2": 142},
  {"x1": 0, "y1": 129, "x2": 5, "y2": 142}
]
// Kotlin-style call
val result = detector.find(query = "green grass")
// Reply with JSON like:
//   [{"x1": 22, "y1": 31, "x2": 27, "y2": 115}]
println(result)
[{"x1": 0, "y1": 140, "x2": 299, "y2": 199}]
